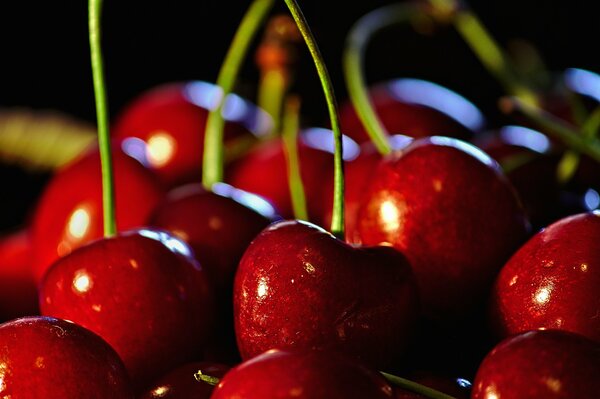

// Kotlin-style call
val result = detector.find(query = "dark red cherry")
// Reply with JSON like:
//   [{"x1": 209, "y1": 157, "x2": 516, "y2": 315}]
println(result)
[
  {"x1": 0, "y1": 229, "x2": 38, "y2": 321},
  {"x1": 211, "y1": 349, "x2": 394, "y2": 399},
  {"x1": 113, "y1": 81, "x2": 273, "y2": 187},
  {"x1": 149, "y1": 182, "x2": 276, "y2": 363},
  {"x1": 357, "y1": 137, "x2": 530, "y2": 320},
  {"x1": 471, "y1": 329, "x2": 600, "y2": 399},
  {"x1": 150, "y1": 182, "x2": 276, "y2": 290},
  {"x1": 234, "y1": 220, "x2": 419, "y2": 368},
  {"x1": 139, "y1": 361, "x2": 229, "y2": 399},
  {"x1": 339, "y1": 78, "x2": 485, "y2": 144},
  {"x1": 226, "y1": 128, "x2": 359, "y2": 221},
  {"x1": 30, "y1": 146, "x2": 165, "y2": 281},
  {"x1": 0, "y1": 316, "x2": 134, "y2": 398},
  {"x1": 39, "y1": 230, "x2": 214, "y2": 387},
  {"x1": 490, "y1": 212, "x2": 600, "y2": 342}
]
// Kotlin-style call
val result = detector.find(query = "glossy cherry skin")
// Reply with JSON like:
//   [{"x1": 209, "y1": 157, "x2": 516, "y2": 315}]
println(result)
[
  {"x1": 0, "y1": 316, "x2": 134, "y2": 398},
  {"x1": 357, "y1": 137, "x2": 530, "y2": 321},
  {"x1": 149, "y1": 183, "x2": 276, "y2": 363},
  {"x1": 339, "y1": 78, "x2": 484, "y2": 145},
  {"x1": 113, "y1": 81, "x2": 273, "y2": 188},
  {"x1": 226, "y1": 128, "x2": 358, "y2": 221},
  {"x1": 234, "y1": 220, "x2": 419, "y2": 368},
  {"x1": 490, "y1": 212, "x2": 600, "y2": 342},
  {"x1": 30, "y1": 146, "x2": 165, "y2": 281},
  {"x1": 39, "y1": 230, "x2": 214, "y2": 388},
  {"x1": 472, "y1": 329, "x2": 600, "y2": 399},
  {"x1": 0, "y1": 229, "x2": 38, "y2": 321},
  {"x1": 139, "y1": 361, "x2": 229, "y2": 399},
  {"x1": 211, "y1": 349, "x2": 395, "y2": 399}
]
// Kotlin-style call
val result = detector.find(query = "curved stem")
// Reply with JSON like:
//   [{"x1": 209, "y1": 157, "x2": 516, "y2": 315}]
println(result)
[
  {"x1": 89, "y1": 0, "x2": 116, "y2": 237},
  {"x1": 380, "y1": 372, "x2": 457, "y2": 399},
  {"x1": 344, "y1": 3, "x2": 425, "y2": 155},
  {"x1": 428, "y1": 0, "x2": 538, "y2": 105},
  {"x1": 202, "y1": 0, "x2": 275, "y2": 190},
  {"x1": 283, "y1": 0, "x2": 344, "y2": 238},
  {"x1": 282, "y1": 95, "x2": 308, "y2": 221},
  {"x1": 500, "y1": 97, "x2": 600, "y2": 162}
]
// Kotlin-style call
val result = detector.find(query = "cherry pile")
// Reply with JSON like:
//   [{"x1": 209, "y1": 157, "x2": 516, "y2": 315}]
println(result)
[{"x1": 1, "y1": 0, "x2": 599, "y2": 398}]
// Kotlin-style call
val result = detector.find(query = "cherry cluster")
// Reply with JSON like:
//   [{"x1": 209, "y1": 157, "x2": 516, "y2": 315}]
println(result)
[{"x1": 1, "y1": 0, "x2": 599, "y2": 398}]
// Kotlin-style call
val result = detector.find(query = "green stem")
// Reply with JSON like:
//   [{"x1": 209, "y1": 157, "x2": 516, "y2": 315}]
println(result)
[
  {"x1": 343, "y1": 3, "x2": 425, "y2": 155},
  {"x1": 202, "y1": 0, "x2": 275, "y2": 190},
  {"x1": 258, "y1": 69, "x2": 287, "y2": 135},
  {"x1": 283, "y1": 0, "x2": 344, "y2": 238},
  {"x1": 500, "y1": 97, "x2": 600, "y2": 162},
  {"x1": 89, "y1": 0, "x2": 116, "y2": 237},
  {"x1": 381, "y1": 372, "x2": 457, "y2": 399},
  {"x1": 194, "y1": 370, "x2": 220, "y2": 386},
  {"x1": 429, "y1": 0, "x2": 538, "y2": 105},
  {"x1": 282, "y1": 95, "x2": 308, "y2": 221}
]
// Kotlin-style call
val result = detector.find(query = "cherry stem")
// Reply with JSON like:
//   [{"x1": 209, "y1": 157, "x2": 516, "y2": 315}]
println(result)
[
  {"x1": 259, "y1": 69, "x2": 287, "y2": 134},
  {"x1": 500, "y1": 96, "x2": 600, "y2": 162},
  {"x1": 283, "y1": 0, "x2": 344, "y2": 238},
  {"x1": 428, "y1": 0, "x2": 538, "y2": 105},
  {"x1": 202, "y1": 0, "x2": 275, "y2": 190},
  {"x1": 380, "y1": 372, "x2": 457, "y2": 399},
  {"x1": 282, "y1": 95, "x2": 308, "y2": 221},
  {"x1": 193, "y1": 370, "x2": 220, "y2": 386},
  {"x1": 89, "y1": 0, "x2": 116, "y2": 237},
  {"x1": 557, "y1": 104, "x2": 600, "y2": 183},
  {"x1": 344, "y1": 2, "x2": 426, "y2": 156}
]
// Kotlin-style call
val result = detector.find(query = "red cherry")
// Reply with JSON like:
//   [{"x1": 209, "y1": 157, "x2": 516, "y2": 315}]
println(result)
[
  {"x1": 357, "y1": 137, "x2": 530, "y2": 320},
  {"x1": 113, "y1": 81, "x2": 273, "y2": 187},
  {"x1": 0, "y1": 229, "x2": 38, "y2": 321},
  {"x1": 471, "y1": 329, "x2": 600, "y2": 399},
  {"x1": 226, "y1": 128, "x2": 359, "y2": 221},
  {"x1": 234, "y1": 220, "x2": 419, "y2": 368},
  {"x1": 30, "y1": 146, "x2": 165, "y2": 281},
  {"x1": 139, "y1": 361, "x2": 229, "y2": 399},
  {"x1": 490, "y1": 212, "x2": 600, "y2": 342},
  {"x1": 211, "y1": 349, "x2": 395, "y2": 399},
  {"x1": 339, "y1": 78, "x2": 485, "y2": 145},
  {"x1": 0, "y1": 316, "x2": 134, "y2": 398},
  {"x1": 39, "y1": 230, "x2": 214, "y2": 387}
]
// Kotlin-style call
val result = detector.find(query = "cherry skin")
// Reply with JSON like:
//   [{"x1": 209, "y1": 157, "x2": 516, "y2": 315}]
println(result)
[
  {"x1": 30, "y1": 146, "x2": 165, "y2": 281},
  {"x1": 113, "y1": 81, "x2": 273, "y2": 188},
  {"x1": 0, "y1": 316, "x2": 134, "y2": 398},
  {"x1": 471, "y1": 329, "x2": 600, "y2": 399},
  {"x1": 490, "y1": 212, "x2": 600, "y2": 342},
  {"x1": 149, "y1": 182, "x2": 277, "y2": 362},
  {"x1": 139, "y1": 361, "x2": 229, "y2": 399},
  {"x1": 356, "y1": 136, "x2": 530, "y2": 321},
  {"x1": 39, "y1": 230, "x2": 214, "y2": 388},
  {"x1": 211, "y1": 349, "x2": 395, "y2": 399},
  {"x1": 339, "y1": 78, "x2": 485, "y2": 145},
  {"x1": 234, "y1": 220, "x2": 419, "y2": 368},
  {"x1": 0, "y1": 229, "x2": 38, "y2": 321},
  {"x1": 226, "y1": 128, "x2": 359, "y2": 221}
]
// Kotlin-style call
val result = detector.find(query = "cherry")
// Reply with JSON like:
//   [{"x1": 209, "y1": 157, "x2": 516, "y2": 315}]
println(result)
[
  {"x1": 490, "y1": 212, "x2": 600, "y2": 342},
  {"x1": 39, "y1": 230, "x2": 214, "y2": 387},
  {"x1": 149, "y1": 182, "x2": 276, "y2": 362},
  {"x1": 0, "y1": 229, "x2": 38, "y2": 321},
  {"x1": 113, "y1": 81, "x2": 273, "y2": 188},
  {"x1": 356, "y1": 136, "x2": 530, "y2": 320},
  {"x1": 225, "y1": 128, "x2": 359, "y2": 221},
  {"x1": 234, "y1": 220, "x2": 419, "y2": 368},
  {"x1": 0, "y1": 316, "x2": 134, "y2": 398},
  {"x1": 211, "y1": 349, "x2": 395, "y2": 398},
  {"x1": 339, "y1": 78, "x2": 485, "y2": 145},
  {"x1": 139, "y1": 361, "x2": 229, "y2": 399},
  {"x1": 471, "y1": 329, "x2": 600, "y2": 399},
  {"x1": 30, "y1": 146, "x2": 164, "y2": 281}
]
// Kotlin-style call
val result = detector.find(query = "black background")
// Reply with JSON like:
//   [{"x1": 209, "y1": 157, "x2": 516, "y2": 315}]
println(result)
[{"x1": 0, "y1": 0, "x2": 597, "y2": 230}]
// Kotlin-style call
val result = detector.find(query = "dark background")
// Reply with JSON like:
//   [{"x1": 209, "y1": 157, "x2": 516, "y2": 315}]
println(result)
[{"x1": 0, "y1": 0, "x2": 597, "y2": 230}]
